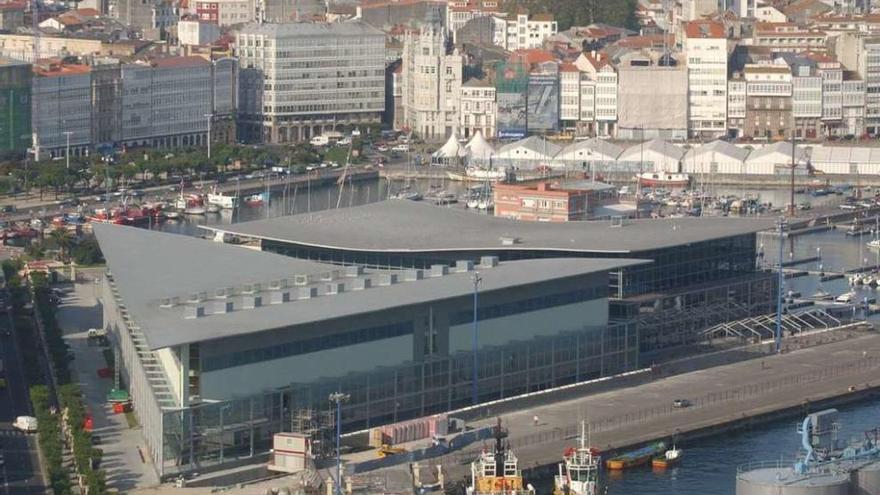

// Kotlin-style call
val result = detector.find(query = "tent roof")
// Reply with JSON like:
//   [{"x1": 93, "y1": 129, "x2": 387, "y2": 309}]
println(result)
[
  {"x1": 432, "y1": 133, "x2": 467, "y2": 159},
  {"x1": 465, "y1": 130, "x2": 495, "y2": 160}
]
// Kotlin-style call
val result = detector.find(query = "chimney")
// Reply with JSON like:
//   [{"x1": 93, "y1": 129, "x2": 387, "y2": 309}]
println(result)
[
  {"x1": 270, "y1": 290, "x2": 290, "y2": 304},
  {"x1": 298, "y1": 287, "x2": 318, "y2": 299},
  {"x1": 184, "y1": 305, "x2": 205, "y2": 319},
  {"x1": 429, "y1": 265, "x2": 449, "y2": 277},
  {"x1": 479, "y1": 256, "x2": 500, "y2": 268},
  {"x1": 326, "y1": 283, "x2": 345, "y2": 295},
  {"x1": 345, "y1": 265, "x2": 364, "y2": 277},
  {"x1": 403, "y1": 269, "x2": 424, "y2": 281},
  {"x1": 378, "y1": 273, "x2": 398, "y2": 286},
  {"x1": 242, "y1": 294, "x2": 262, "y2": 309},
  {"x1": 455, "y1": 260, "x2": 474, "y2": 272},
  {"x1": 213, "y1": 300, "x2": 234, "y2": 314},
  {"x1": 351, "y1": 277, "x2": 372, "y2": 291}
]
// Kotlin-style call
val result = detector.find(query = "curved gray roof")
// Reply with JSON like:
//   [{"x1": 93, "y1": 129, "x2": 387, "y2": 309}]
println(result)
[
  {"x1": 95, "y1": 224, "x2": 644, "y2": 350},
  {"x1": 202, "y1": 201, "x2": 774, "y2": 254}
]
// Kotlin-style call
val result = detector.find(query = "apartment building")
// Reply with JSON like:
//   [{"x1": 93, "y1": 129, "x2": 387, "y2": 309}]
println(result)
[
  {"x1": 616, "y1": 50, "x2": 688, "y2": 140},
  {"x1": 112, "y1": 0, "x2": 176, "y2": 38},
  {"x1": 788, "y1": 59, "x2": 822, "y2": 139},
  {"x1": 401, "y1": 19, "x2": 463, "y2": 140},
  {"x1": 684, "y1": 20, "x2": 728, "y2": 138},
  {"x1": 752, "y1": 22, "x2": 827, "y2": 53},
  {"x1": 742, "y1": 64, "x2": 793, "y2": 140},
  {"x1": 446, "y1": 0, "x2": 499, "y2": 42},
  {"x1": 236, "y1": 22, "x2": 385, "y2": 144},
  {"x1": 727, "y1": 76, "x2": 747, "y2": 137},
  {"x1": 576, "y1": 52, "x2": 617, "y2": 137},
  {"x1": 493, "y1": 12, "x2": 557, "y2": 51},
  {"x1": 32, "y1": 63, "x2": 92, "y2": 159},
  {"x1": 459, "y1": 77, "x2": 496, "y2": 138},
  {"x1": 834, "y1": 32, "x2": 880, "y2": 135},
  {"x1": 842, "y1": 72, "x2": 866, "y2": 137},
  {"x1": 559, "y1": 63, "x2": 580, "y2": 129},
  {"x1": 195, "y1": 0, "x2": 254, "y2": 26}
]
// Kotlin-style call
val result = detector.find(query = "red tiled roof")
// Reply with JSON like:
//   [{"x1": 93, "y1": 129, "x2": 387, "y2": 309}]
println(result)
[
  {"x1": 34, "y1": 62, "x2": 91, "y2": 77},
  {"x1": 509, "y1": 48, "x2": 555, "y2": 65},
  {"x1": 150, "y1": 55, "x2": 210, "y2": 68},
  {"x1": 684, "y1": 20, "x2": 725, "y2": 39},
  {"x1": 559, "y1": 61, "x2": 578, "y2": 72}
]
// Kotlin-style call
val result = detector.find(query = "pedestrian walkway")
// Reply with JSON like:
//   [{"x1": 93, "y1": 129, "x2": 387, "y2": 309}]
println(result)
[{"x1": 57, "y1": 279, "x2": 160, "y2": 491}]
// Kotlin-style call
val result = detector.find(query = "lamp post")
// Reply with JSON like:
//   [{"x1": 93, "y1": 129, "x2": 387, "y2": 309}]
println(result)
[
  {"x1": 472, "y1": 271, "x2": 482, "y2": 406},
  {"x1": 205, "y1": 113, "x2": 214, "y2": 160},
  {"x1": 328, "y1": 392, "x2": 349, "y2": 495},
  {"x1": 63, "y1": 131, "x2": 73, "y2": 170},
  {"x1": 775, "y1": 217, "x2": 784, "y2": 353}
]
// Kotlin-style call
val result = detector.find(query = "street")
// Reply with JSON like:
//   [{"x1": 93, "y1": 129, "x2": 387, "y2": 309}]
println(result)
[{"x1": 0, "y1": 294, "x2": 45, "y2": 495}]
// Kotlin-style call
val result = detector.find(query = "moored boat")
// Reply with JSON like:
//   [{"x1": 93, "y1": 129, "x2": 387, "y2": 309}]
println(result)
[
  {"x1": 207, "y1": 188, "x2": 238, "y2": 209},
  {"x1": 447, "y1": 167, "x2": 509, "y2": 182},
  {"x1": 467, "y1": 419, "x2": 535, "y2": 495},
  {"x1": 553, "y1": 423, "x2": 602, "y2": 495},
  {"x1": 605, "y1": 442, "x2": 665, "y2": 470},
  {"x1": 636, "y1": 172, "x2": 691, "y2": 188},
  {"x1": 651, "y1": 447, "x2": 682, "y2": 469},
  {"x1": 244, "y1": 192, "x2": 269, "y2": 206}
]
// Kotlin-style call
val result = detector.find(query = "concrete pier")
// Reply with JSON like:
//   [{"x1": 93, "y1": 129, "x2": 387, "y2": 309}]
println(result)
[{"x1": 373, "y1": 333, "x2": 880, "y2": 482}]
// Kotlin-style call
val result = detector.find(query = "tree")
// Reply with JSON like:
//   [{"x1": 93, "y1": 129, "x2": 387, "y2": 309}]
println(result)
[
  {"x1": 504, "y1": 0, "x2": 638, "y2": 30},
  {"x1": 71, "y1": 238, "x2": 103, "y2": 266},
  {"x1": 48, "y1": 229, "x2": 75, "y2": 262}
]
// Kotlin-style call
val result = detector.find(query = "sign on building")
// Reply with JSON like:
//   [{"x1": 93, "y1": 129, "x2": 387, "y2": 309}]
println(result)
[
  {"x1": 495, "y1": 62, "x2": 528, "y2": 139},
  {"x1": 527, "y1": 73, "x2": 559, "y2": 132}
]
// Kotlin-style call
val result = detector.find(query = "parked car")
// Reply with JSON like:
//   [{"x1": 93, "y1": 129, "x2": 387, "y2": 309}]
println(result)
[
  {"x1": 392, "y1": 144, "x2": 410, "y2": 153},
  {"x1": 672, "y1": 399, "x2": 691, "y2": 408},
  {"x1": 13, "y1": 416, "x2": 37, "y2": 432}
]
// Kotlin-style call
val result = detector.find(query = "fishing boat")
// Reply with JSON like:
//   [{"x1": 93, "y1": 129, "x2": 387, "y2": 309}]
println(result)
[
  {"x1": 553, "y1": 423, "x2": 602, "y2": 495},
  {"x1": 605, "y1": 442, "x2": 665, "y2": 470},
  {"x1": 206, "y1": 187, "x2": 238, "y2": 209},
  {"x1": 244, "y1": 192, "x2": 269, "y2": 206},
  {"x1": 651, "y1": 446, "x2": 682, "y2": 469},
  {"x1": 636, "y1": 172, "x2": 691, "y2": 188},
  {"x1": 466, "y1": 419, "x2": 535, "y2": 495}
]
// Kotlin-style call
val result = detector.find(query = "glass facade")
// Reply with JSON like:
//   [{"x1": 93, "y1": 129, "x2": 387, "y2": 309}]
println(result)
[
  {"x1": 261, "y1": 233, "x2": 759, "y2": 299},
  {"x1": 158, "y1": 322, "x2": 636, "y2": 477}
]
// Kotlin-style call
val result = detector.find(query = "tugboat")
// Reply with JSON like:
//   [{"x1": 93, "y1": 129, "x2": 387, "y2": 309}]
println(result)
[
  {"x1": 651, "y1": 445, "x2": 682, "y2": 469},
  {"x1": 553, "y1": 423, "x2": 603, "y2": 495},
  {"x1": 467, "y1": 418, "x2": 534, "y2": 495}
]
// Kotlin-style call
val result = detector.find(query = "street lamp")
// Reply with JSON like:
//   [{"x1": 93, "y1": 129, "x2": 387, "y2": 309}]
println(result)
[
  {"x1": 472, "y1": 271, "x2": 482, "y2": 406},
  {"x1": 328, "y1": 392, "x2": 349, "y2": 495},
  {"x1": 205, "y1": 114, "x2": 214, "y2": 161},
  {"x1": 63, "y1": 131, "x2": 73, "y2": 170}
]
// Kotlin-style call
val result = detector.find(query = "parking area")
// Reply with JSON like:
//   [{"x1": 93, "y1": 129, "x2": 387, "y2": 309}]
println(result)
[{"x1": 56, "y1": 276, "x2": 160, "y2": 491}]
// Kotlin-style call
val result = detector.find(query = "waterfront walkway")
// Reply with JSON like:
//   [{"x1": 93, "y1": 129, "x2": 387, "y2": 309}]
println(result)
[{"x1": 411, "y1": 332, "x2": 880, "y2": 480}]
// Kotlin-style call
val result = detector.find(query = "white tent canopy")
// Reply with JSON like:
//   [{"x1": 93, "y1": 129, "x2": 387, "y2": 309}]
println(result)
[
  {"x1": 432, "y1": 133, "x2": 467, "y2": 161},
  {"x1": 465, "y1": 131, "x2": 495, "y2": 161}
]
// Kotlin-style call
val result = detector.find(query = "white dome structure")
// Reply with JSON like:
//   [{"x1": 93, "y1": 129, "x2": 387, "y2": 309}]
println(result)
[{"x1": 432, "y1": 133, "x2": 467, "y2": 164}]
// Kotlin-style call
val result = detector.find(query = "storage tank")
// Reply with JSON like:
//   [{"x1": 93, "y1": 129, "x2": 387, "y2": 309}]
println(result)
[
  {"x1": 854, "y1": 460, "x2": 880, "y2": 495},
  {"x1": 736, "y1": 466, "x2": 850, "y2": 495}
]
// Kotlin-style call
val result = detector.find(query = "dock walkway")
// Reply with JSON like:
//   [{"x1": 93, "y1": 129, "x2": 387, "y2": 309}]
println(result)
[{"x1": 389, "y1": 333, "x2": 880, "y2": 481}]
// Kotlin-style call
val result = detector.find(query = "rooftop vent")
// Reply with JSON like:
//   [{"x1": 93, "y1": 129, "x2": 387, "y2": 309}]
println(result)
[
  {"x1": 378, "y1": 273, "x2": 398, "y2": 286},
  {"x1": 187, "y1": 292, "x2": 208, "y2": 304},
  {"x1": 214, "y1": 287, "x2": 234, "y2": 299},
  {"x1": 184, "y1": 305, "x2": 205, "y2": 319},
  {"x1": 242, "y1": 283, "x2": 261, "y2": 294},
  {"x1": 326, "y1": 283, "x2": 345, "y2": 295},
  {"x1": 455, "y1": 260, "x2": 474, "y2": 273},
  {"x1": 403, "y1": 269, "x2": 424, "y2": 281},
  {"x1": 159, "y1": 296, "x2": 180, "y2": 308},
  {"x1": 298, "y1": 287, "x2": 318, "y2": 300},
  {"x1": 242, "y1": 294, "x2": 262, "y2": 309},
  {"x1": 500, "y1": 236, "x2": 520, "y2": 246},
  {"x1": 268, "y1": 279, "x2": 288, "y2": 290},
  {"x1": 213, "y1": 300, "x2": 234, "y2": 314},
  {"x1": 430, "y1": 265, "x2": 449, "y2": 277},
  {"x1": 345, "y1": 265, "x2": 365, "y2": 277},
  {"x1": 351, "y1": 277, "x2": 372, "y2": 291},
  {"x1": 479, "y1": 256, "x2": 499, "y2": 268},
  {"x1": 270, "y1": 290, "x2": 291, "y2": 305},
  {"x1": 294, "y1": 274, "x2": 313, "y2": 286},
  {"x1": 320, "y1": 270, "x2": 340, "y2": 282}
]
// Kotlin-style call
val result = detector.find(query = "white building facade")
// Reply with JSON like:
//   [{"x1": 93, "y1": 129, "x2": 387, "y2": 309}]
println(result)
[
  {"x1": 492, "y1": 12, "x2": 557, "y2": 51},
  {"x1": 459, "y1": 78, "x2": 496, "y2": 138},
  {"x1": 236, "y1": 22, "x2": 386, "y2": 144},
  {"x1": 684, "y1": 20, "x2": 728, "y2": 138}
]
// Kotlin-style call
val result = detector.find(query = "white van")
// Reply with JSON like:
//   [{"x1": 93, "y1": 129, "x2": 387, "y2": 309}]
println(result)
[
  {"x1": 391, "y1": 144, "x2": 410, "y2": 153},
  {"x1": 13, "y1": 416, "x2": 37, "y2": 433},
  {"x1": 310, "y1": 135, "x2": 330, "y2": 147}
]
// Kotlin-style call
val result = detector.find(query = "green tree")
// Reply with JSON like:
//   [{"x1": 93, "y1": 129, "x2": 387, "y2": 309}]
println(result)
[{"x1": 48, "y1": 229, "x2": 75, "y2": 262}]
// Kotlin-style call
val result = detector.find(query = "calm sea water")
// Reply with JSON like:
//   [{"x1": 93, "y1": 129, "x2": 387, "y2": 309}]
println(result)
[{"x1": 157, "y1": 179, "x2": 879, "y2": 494}]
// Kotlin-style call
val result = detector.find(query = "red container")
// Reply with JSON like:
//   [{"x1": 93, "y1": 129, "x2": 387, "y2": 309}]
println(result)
[
  {"x1": 83, "y1": 417, "x2": 94, "y2": 431},
  {"x1": 112, "y1": 402, "x2": 124, "y2": 414}
]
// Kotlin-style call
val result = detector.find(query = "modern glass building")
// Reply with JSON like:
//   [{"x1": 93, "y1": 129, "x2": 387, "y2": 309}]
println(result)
[
  {"x1": 95, "y1": 224, "x2": 642, "y2": 477},
  {"x1": 205, "y1": 200, "x2": 778, "y2": 355}
]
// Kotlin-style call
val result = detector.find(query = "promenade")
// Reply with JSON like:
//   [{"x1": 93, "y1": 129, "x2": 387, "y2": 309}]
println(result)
[{"x1": 405, "y1": 332, "x2": 880, "y2": 481}]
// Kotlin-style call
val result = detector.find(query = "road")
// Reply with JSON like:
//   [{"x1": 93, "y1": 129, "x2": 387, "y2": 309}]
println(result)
[{"x1": 0, "y1": 291, "x2": 45, "y2": 495}]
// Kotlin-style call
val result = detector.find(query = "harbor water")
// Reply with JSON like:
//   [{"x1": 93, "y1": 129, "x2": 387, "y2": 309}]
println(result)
[{"x1": 155, "y1": 178, "x2": 879, "y2": 494}]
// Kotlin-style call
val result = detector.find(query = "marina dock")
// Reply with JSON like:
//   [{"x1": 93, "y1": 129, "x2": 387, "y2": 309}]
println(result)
[{"x1": 364, "y1": 332, "x2": 880, "y2": 483}]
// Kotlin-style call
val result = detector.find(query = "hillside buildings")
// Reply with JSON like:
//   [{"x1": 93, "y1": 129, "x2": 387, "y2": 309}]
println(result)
[{"x1": 683, "y1": 20, "x2": 728, "y2": 138}]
